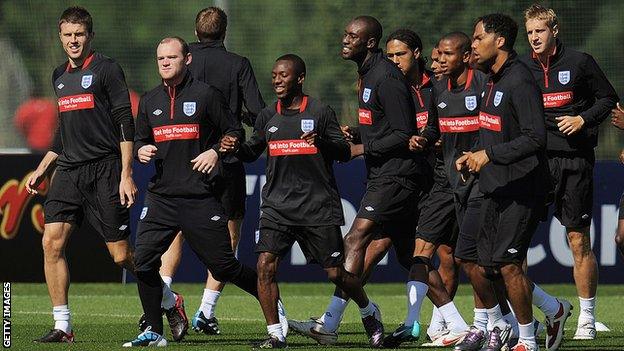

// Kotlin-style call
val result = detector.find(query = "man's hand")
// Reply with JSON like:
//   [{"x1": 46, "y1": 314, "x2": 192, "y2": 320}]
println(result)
[
  {"x1": 25, "y1": 169, "x2": 46, "y2": 195},
  {"x1": 191, "y1": 149, "x2": 219, "y2": 173},
  {"x1": 611, "y1": 103, "x2": 624, "y2": 130},
  {"x1": 619, "y1": 148, "x2": 624, "y2": 164},
  {"x1": 408, "y1": 135, "x2": 428, "y2": 153},
  {"x1": 220, "y1": 135, "x2": 239, "y2": 152},
  {"x1": 119, "y1": 174, "x2": 137, "y2": 208},
  {"x1": 349, "y1": 143, "x2": 364, "y2": 159},
  {"x1": 341, "y1": 125, "x2": 353, "y2": 141},
  {"x1": 455, "y1": 150, "x2": 490, "y2": 174},
  {"x1": 556, "y1": 115, "x2": 584, "y2": 135},
  {"x1": 138, "y1": 145, "x2": 157, "y2": 163},
  {"x1": 301, "y1": 131, "x2": 318, "y2": 146}
]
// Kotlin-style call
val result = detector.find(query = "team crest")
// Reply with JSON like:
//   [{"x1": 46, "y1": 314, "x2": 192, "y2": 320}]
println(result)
[
  {"x1": 465, "y1": 96, "x2": 477, "y2": 111},
  {"x1": 81, "y1": 75, "x2": 93, "y2": 89},
  {"x1": 558, "y1": 71, "x2": 570, "y2": 85},
  {"x1": 301, "y1": 119, "x2": 314, "y2": 133},
  {"x1": 493, "y1": 91, "x2": 503, "y2": 107},
  {"x1": 183, "y1": 102, "x2": 196, "y2": 116},
  {"x1": 140, "y1": 207, "x2": 148, "y2": 220},
  {"x1": 362, "y1": 88, "x2": 372, "y2": 103}
]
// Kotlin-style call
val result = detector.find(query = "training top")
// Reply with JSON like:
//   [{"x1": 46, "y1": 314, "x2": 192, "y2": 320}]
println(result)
[
  {"x1": 356, "y1": 50, "x2": 436, "y2": 182},
  {"x1": 478, "y1": 52, "x2": 548, "y2": 197},
  {"x1": 433, "y1": 68, "x2": 488, "y2": 199},
  {"x1": 189, "y1": 40, "x2": 266, "y2": 127},
  {"x1": 134, "y1": 71, "x2": 243, "y2": 197},
  {"x1": 237, "y1": 96, "x2": 349, "y2": 226},
  {"x1": 412, "y1": 70, "x2": 436, "y2": 130},
  {"x1": 520, "y1": 40, "x2": 618, "y2": 152},
  {"x1": 51, "y1": 51, "x2": 134, "y2": 168}
]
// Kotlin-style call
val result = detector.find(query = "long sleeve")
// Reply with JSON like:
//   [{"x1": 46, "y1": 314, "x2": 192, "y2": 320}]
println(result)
[
  {"x1": 420, "y1": 88, "x2": 440, "y2": 147},
  {"x1": 239, "y1": 57, "x2": 266, "y2": 126},
  {"x1": 486, "y1": 77, "x2": 546, "y2": 165},
  {"x1": 237, "y1": 110, "x2": 268, "y2": 162},
  {"x1": 206, "y1": 87, "x2": 244, "y2": 152},
  {"x1": 103, "y1": 62, "x2": 134, "y2": 142},
  {"x1": 579, "y1": 55, "x2": 619, "y2": 128},
  {"x1": 317, "y1": 106, "x2": 350, "y2": 162},
  {"x1": 364, "y1": 77, "x2": 414, "y2": 157},
  {"x1": 133, "y1": 97, "x2": 153, "y2": 158}
]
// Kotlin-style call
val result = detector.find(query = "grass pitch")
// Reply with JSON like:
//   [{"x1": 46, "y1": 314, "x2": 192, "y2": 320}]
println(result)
[{"x1": 8, "y1": 283, "x2": 624, "y2": 350}]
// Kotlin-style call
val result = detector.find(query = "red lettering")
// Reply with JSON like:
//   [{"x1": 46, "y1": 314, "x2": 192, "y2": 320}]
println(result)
[
  {"x1": 358, "y1": 108, "x2": 372, "y2": 125},
  {"x1": 438, "y1": 116, "x2": 480, "y2": 133},
  {"x1": 57, "y1": 94, "x2": 95, "y2": 112},
  {"x1": 416, "y1": 111, "x2": 428, "y2": 129},
  {"x1": 542, "y1": 91, "x2": 573, "y2": 108},
  {"x1": 268, "y1": 140, "x2": 318, "y2": 156},
  {"x1": 153, "y1": 124, "x2": 200, "y2": 142},
  {"x1": 479, "y1": 112, "x2": 502, "y2": 132},
  {"x1": 0, "y1": 173, "x2": 48, "y2": 239}
]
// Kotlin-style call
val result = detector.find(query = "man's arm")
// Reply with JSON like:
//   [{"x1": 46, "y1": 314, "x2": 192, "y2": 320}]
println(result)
[
  {"x1": 26, "y1": 151, "x2": 58, "y2": 195},
  {"x1": 365, "y1": 78, "x2": 415, "y2": 157},
  {"x1": 311, "y1": 106, "x2": 351, "y2": 162},
  {"x1": 239, "y1": 57, "x2": 266, "y2": 126},
  {"x1": 578, "y1": 55, "x2": 619, "y2": 128},
  {"x1": 235, "y1": 109, "x2": 268, "y2": 162}
]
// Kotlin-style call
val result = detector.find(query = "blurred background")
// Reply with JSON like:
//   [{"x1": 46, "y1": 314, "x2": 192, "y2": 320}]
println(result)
[{"x1": 1, "y1": 0, "x2": 622, "y2": 157}]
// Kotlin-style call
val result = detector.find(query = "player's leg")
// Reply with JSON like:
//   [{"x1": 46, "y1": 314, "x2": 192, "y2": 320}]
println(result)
[{"x1": 616, "y1": 192, "x2": 624, "y2": 258}]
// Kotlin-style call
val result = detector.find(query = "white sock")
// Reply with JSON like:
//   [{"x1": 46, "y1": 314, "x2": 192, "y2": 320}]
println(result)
[
  {"x1": 161, "y1": 275, "x2": 173, "y2": 289},
  {"x1": 199, "y1": 289, "x2": 221, "y2": 319},
  {"x1": 578, "y1": 296, "x2": 596, "y2": 324},
  {"x1": 473, "y1": 308, "x2": 488, "y2": 332},
  {"x1": 53, "y1": 305, "x2": 71, "y2": 333},
  {"x1": 438, "y1": 302, "x2": 468, "y2": 332},
  {"x1": 518, "y1": 321, "x2": 537, "y2": 347},
  {"x1": 161, "y1": 281, "x2": 176, "y2": 310},
  {"x1": 267, "y1": 323, "x2": 285, "y2": 342},
  {"x1": 323, "y1": 296, "x2": 348, "y2": 332},
  {"x1": 532, "y1": 284, "x2": 560, "y2": 318},
  {"x1": 428, "y1": 307, "x2": 446, "y2": 333},
  {"x1": 486, "y1": 304, "x2": 506, "y2": 331},
  {"x1": 503, "y1": 312, "x2": 519, "y2": 338},
  {"x1": 404, "y1": 281, "x2": 428, "y2": 326},
  {"x1": 359, "y1": 301, "x2": 376, "y2": 318}
]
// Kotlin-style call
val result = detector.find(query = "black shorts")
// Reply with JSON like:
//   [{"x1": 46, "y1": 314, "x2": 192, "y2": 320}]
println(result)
[
  {"x1": 548, "y1": 151, "x2": 594, "y2": 228},
  {"x1": 44, "y1": 157, "x2": 130, "y2": 242},
  {"x1": 478, "y1": 195, "x2": 545, "y2": 267},
  {"x1": 134, "y1": 192, "x2": 241, "y2": 281},
  {"x1": 357, "y1": 177, "x2": 422, "y2": 236},
  {"x1": 619, "y1": 192, "x2": 624, "y2": 220},
  {"x1": 217, "y1": 162, "x2": 247, "y2": 220},
  {"x1": 255, "y1": 218, "x2": 344, "y2": 268},
  {"x1": 454, "y1": 183, "x2": 482, "y2": 262},
  {"x1": 415, "y1": 183, "x2": 458, "y2": 246}
]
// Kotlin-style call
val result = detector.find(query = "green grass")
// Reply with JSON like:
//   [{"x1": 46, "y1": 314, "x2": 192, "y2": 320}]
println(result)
[{"x1": 7, "y1": 283, "x2": 624, "y2": 350}]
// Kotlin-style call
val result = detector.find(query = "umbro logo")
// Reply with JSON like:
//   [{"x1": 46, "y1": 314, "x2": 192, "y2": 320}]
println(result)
[
  {"x1": 153, "y1": 109, "x2": 162, "y2": 116},
  {"x1": 211, "y1": 216, "x2": 221, "y2": 221},
  {"x1": 581, "y1": 214, "x2": 589, "y2": 220},
  {"x1": 365, "y1": 206, "x2": 374, "y2": 212},
  {"x1": 330, "y1": 252, "x2": 341, "y2": 258},
  {"x1": 268, "y1": 126, "x2": 278, "y2": 133},
  {"x1": 438, "y1": 102, "x2": 447, "y2": 109},
  {"x1": 57, "y1": 83, "x2": 64, "y2": 89},
  {"x1": 118, "y1": 225, "x2": 128, "y2": 231},
  {"x1": 507, "y1": 248, "x2": 518, "y2": 254}
]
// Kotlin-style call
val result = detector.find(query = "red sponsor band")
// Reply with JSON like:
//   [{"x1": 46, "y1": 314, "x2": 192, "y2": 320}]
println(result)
[
  {"x1": 542, "y1": 91, "x2": 573, "y2": 108},
  {"x1": 153, "y1": 123, "x2": 199, "y2": 142},
  {"x1": 438, "y1": 116, "x2": 480, "y2": 133},
  {"x1": 479, "y1": 112, "x2": 502, "y2": 132},
  {"x1": 268, "y1": 139, "x2": 317, "y2": 156},
  {"x1": 358, "y1": 108, "x2": 372, "y2": 125},
  {"x1": 57, "y1": 94, "x2": 94, "y2": 112},
  {"x1": 416, "y1": 111, "x2": 428, "y2": 129}
]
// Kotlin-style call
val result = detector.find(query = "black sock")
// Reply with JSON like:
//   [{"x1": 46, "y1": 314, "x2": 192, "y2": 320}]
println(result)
[
  {"x1": 230, "y1": 264, "x2": 259, "y2": 299},
  {"x1": 136, "y1": 270, "x2": 164, "y2": 335}
]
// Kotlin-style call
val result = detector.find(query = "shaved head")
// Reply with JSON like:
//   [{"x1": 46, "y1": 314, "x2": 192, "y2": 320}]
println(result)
[
  {"x1": 352, "y1": 15, "x2": 382, "y2": 47},
  {"x1": 439, "y1": 31, "x2": 472, "y2": 55}
]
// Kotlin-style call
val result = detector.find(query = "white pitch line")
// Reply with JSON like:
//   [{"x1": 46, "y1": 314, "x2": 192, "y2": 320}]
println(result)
[{"x1": 13, "y1": 310, "x2": 263, "y2": 322}]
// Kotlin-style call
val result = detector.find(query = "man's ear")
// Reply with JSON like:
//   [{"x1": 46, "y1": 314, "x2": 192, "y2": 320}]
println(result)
[
  {"x1": 495, "y1": 35, "x2": 506, "y2": 50},
  {"x1": 366, "y1": 36, "x2": 378, "y2": 50},
  {"x1": 185, "y1": 53, "x2": 193, "y2": 65},
  {"x1": 297, "y1": 73, "x2": 305, "y2": 85}
]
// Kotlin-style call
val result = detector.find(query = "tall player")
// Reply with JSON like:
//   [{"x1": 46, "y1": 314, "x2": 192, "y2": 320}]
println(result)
[
  {"x1": 521, "y1": 4, "x2": 618, "y2": 341},
  {"x1": 26, "y1": 7, "x2": 140, "y2": 343},
  {"x1": 151, "y1": 6, "x2": 270, "y2": 336}
]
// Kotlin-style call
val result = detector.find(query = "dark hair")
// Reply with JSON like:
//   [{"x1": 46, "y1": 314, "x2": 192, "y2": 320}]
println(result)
[
  {"x1": 386, "y1": 28, "x2": 426, "y2": 71},
  {"x1": 159, "y1": 36, "x2": 190, "y2": 57},
  {"x1": 59, "y1": 6, "x2": 93, "y2": 33},
  {"x1": 353, "y1": 15, "x2": 382, "y2": 47},
  {"x1": 475, "y1": 13, "x2": 518, "y2": 52},
  {"x1": 195, "y1": 7, "x2": 227, "y2": 41},
  {"x1": 439, "y1": 31, "x2": 472, "y2": 55},
  {"x1": 276, "y1": 54, "x2": 306, "y2": 76}
]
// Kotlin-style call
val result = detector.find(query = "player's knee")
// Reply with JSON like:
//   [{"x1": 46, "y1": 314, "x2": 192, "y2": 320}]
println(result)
[
  {"x1": 567, "y1": 232, "x2": 593, "y2": 258},
  {"x1": 256, "y1": 254, "x2": 278, "y2": 283},
  {"x1": 343, "y1": 232, "x2": 364, "y2": 252},
  {"x1": 111, "y1": 250, "x2": 132, "y2": 268},
  {"x1": 41, "y1": 234, "x2": 64, "y2": 258}
]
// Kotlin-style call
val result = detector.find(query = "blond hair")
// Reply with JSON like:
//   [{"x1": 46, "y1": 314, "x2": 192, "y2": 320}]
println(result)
[{"x1": 524, "y1": 4, "x2": 558, "y2": 30}]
